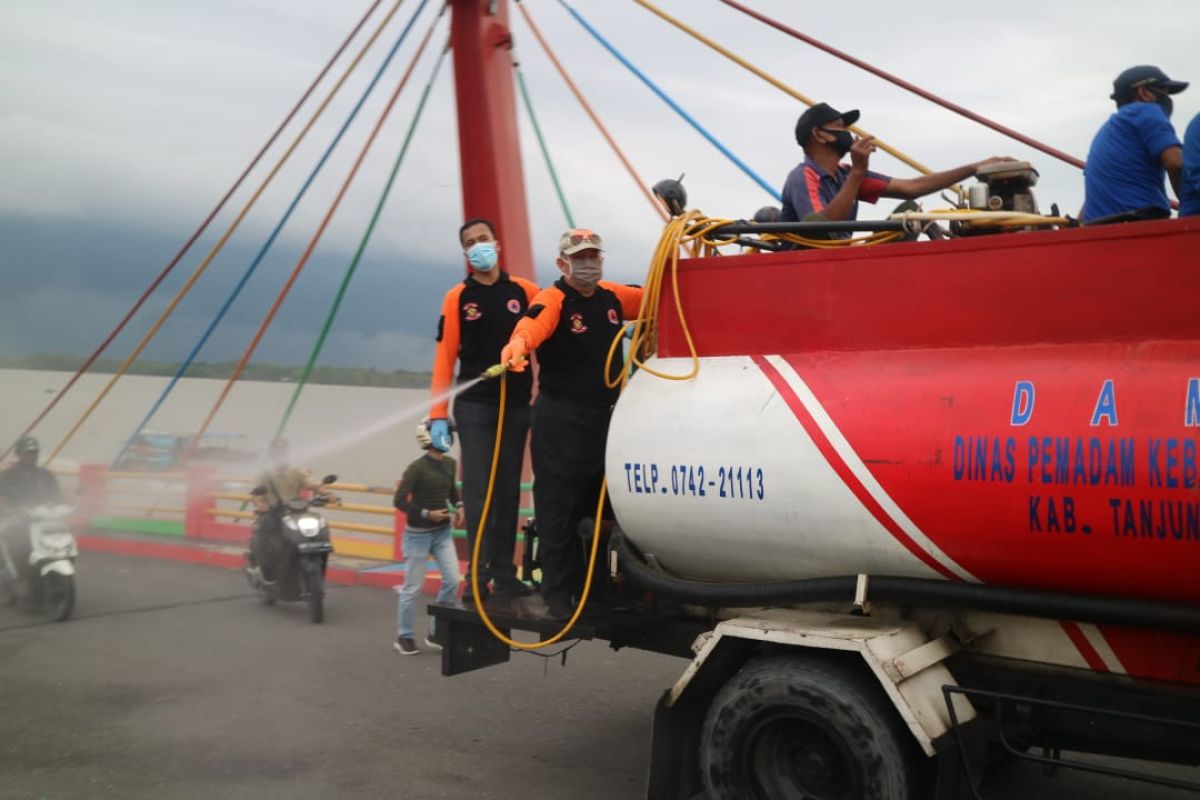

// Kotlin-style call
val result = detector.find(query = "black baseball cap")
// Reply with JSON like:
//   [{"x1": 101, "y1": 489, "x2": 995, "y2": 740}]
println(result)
[
  {"x1": 794, "y1": 102, "x2": 860, "y2": 147},
  {"x1": 1110, "y1": 65, "x2": 1188, "y2": 101}
]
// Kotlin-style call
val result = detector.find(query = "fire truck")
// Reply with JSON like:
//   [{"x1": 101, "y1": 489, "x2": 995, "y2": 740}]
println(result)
[{"x1": 432, "y1": 175, "x2": 1200, "y2": 799}]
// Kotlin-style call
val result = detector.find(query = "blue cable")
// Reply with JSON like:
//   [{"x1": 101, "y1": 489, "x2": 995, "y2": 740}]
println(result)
[
  {"x1": 113, "y1": 0, "x2": 432, "y2": 468},
  {"x1": 556, "y1": 0, "x2": 780, "y2": 202}
]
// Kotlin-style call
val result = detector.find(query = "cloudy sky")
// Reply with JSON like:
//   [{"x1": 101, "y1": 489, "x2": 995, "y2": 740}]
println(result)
[{"x1": 3, "y1": 0, "x2": 1197, "y2": 371}]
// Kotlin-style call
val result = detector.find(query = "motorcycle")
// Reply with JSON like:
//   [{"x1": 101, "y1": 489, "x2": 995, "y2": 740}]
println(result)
[
  {"x1": 245, "y1": 475, "x2": 337, "y2": 624},
  {"x1": 0, "y1": 504, "x2": 78, "y2": 622}
]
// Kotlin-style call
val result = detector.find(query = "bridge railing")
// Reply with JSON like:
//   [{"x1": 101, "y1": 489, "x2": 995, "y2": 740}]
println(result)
[{"x1": 56, "y1": 464, "x2": 532, "y2": 564}]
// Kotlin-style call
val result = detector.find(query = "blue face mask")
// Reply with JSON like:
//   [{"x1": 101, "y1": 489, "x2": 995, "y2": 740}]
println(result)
[{"x1": 466, "y1": 241, "x2": 498, "y2": 272}]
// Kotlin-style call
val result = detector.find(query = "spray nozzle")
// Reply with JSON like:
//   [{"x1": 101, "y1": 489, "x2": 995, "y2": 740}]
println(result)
[{"x1": 481, "y1": 362, "x2": 508, "y2": 380}]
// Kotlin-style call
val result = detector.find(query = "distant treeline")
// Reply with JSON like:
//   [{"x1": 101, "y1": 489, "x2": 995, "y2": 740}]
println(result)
[{"x1": 1, "y1": 354, "x2": 431, "y2": 389}]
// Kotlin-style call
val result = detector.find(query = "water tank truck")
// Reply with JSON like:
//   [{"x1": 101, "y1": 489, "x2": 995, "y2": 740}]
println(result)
[{"x1": 431, "y1": 181, "x2": 1200, "y2": 799}]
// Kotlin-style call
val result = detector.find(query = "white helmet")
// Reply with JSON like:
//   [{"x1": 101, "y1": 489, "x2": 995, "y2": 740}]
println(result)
[{"x1": 416, "y1": 419, "x2": 433, "y2": 449}]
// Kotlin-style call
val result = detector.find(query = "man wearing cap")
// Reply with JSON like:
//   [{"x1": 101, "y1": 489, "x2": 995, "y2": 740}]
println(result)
[
  {"x1": 1083, "y1": 65, "x2": 1188, "y2": 222},
  {"x1": 782, "y1": 102, "x2": 1012, "y2": 236},
  {"x1": 428, "y1": 218, "x2": 540, "y2": 601},
  {"x1": 499, "y1": 229, "x2": 642, "y2": 621}
]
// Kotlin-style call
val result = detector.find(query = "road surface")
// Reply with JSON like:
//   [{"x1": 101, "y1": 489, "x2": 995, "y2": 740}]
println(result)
[{"x1": 1, "y1": 552, "x2": 1195, "y2": 799}]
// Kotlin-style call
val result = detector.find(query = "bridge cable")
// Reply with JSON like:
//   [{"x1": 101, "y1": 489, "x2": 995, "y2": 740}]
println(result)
[
  {"x1": 515, "y1": 2, "x2": 667, "y2": 224},
  {"x1": 184, "y1": 6, "x2": 448, "y2": 455},
  {"x1": 49, "y1": 0, "x2": 412, "y2": 465},
  {"x1": 513, "y1": 57, "x2": 575, "y2": 228},
  {"x1": 274, "y1": 41, "x2": 451, "y2": 439},
  {"x1": 555, "y1": 0, "x2": 781, "y2": 202},
  {"x1": 4, "y1": 0, "x2": 386, "y2": 462},
  {"x1": 628, "y1": 0, "x2": 939, "y2": 179},
  {"x1": 717, "y1": 0, "x2": 1085, "y2": 170},
  {"x1": 109, "y1": 0, "x2": 435, "y2": 467}
]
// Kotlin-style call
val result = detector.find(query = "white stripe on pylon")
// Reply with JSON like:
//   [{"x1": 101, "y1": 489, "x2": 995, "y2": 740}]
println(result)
[
  {"x1": 765, "y1": 355, "x2": 979, "y2": 583},
  {"x1": 1079, "y1": 623, "x2": 1128, "y2": 674}
]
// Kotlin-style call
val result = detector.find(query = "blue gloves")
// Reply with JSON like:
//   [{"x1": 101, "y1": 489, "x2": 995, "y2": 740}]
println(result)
[{"x1": 429, "y1": 419, "x2": 452, "y2": 453}]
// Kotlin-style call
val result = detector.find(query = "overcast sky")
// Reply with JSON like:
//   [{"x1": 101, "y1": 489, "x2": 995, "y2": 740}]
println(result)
[{"x1": 3, "y1": 0, "x2": 1197, "y2": 371}]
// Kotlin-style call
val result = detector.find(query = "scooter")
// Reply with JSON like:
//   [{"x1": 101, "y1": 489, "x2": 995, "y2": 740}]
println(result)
[
  {"x1": 0, "y1": 504, "x2": 78, "y2": 622},
  {"x1": 245, "y1": 476, "x2": 336, "y2": 624}
]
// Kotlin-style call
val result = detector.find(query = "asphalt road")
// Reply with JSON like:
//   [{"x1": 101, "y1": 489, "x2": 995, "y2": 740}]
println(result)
[{"x1": 1, "y1": 552, "x2": 1196, "y2": 800}]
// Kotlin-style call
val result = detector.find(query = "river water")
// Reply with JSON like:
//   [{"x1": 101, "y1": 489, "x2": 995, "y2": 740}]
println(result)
[{"x1": 0, "y1": 369, "x2": 434, "y2": 487}]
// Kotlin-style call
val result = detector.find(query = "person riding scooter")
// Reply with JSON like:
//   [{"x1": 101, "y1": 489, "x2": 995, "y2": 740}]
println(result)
[
  {"x1": 0, "y1": 437, "x2": 61, "y2": 593},
  {"x1": 248, "y1": 438, "x2": 338, "y2": 581}
]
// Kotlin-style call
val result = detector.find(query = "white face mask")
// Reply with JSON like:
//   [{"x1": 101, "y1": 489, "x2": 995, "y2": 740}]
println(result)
[{"x1": 567, "y1": 253, "x2": 603, "y2": 285}]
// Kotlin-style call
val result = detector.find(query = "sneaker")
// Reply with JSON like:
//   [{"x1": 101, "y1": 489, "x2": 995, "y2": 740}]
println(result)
[
  {"x1": 393, "y1": 636, "x2": 419, "y2": 655},
  {"x1": 424, "y1": 634, "x2": 443, "y2": 651},
  {"x1": 492, "y1": 574, "x2": 534, "y2": 597}
]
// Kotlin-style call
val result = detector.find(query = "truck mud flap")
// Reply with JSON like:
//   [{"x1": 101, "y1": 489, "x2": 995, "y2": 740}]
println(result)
[{"x1": 431, "y1": 604, "x2": 512, "y2": 677}]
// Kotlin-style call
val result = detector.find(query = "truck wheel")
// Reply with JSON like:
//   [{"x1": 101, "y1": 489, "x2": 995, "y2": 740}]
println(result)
[{"x1": 700, "y1": 654, "x2": 917, "y2": 800}]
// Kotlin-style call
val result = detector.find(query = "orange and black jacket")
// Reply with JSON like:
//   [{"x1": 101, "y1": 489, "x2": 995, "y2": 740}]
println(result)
[
  {"x1": 511, "y1": 277, "x2": 642, "y2": 407},
  {"x1": 430, "y1": 271, "x2": 540, "y2": 418}
]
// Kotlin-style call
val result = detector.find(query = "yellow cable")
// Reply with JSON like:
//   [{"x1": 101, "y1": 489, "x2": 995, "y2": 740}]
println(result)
[{"x1": 47, "y1": 0, "x2": 409, "y2": 463}]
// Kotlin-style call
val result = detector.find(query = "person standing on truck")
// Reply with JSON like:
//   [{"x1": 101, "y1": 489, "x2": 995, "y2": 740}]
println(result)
[
  {"x1": 1180, "y1": 111, "x2": 1200, "y2": 217},
  {"x1": 781, "y1": 102, "x2": 1013, "y2": 237},
  {"x1": 392, "y1": 420, "x2": 464, "y2": 655},
  {"x1": 500, "y1": 229, "x2": 643, "y2": 621},
  {"x1": 429, "y1": 218, "x2": 540, "y2": 602},
  {"x1": 1083, "y1": 65, "x2": 1188, "y2": 222}
]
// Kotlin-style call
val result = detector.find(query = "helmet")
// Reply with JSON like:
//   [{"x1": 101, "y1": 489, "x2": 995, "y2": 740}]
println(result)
[
  {"x1": 15, "y1": 436, "x2": 39, "y2": 454},
  {"x1": 416, "y1": 420, "x2": 433, "y2": 450},
  {"x1": 653, "y1": 177, "x2": 688, "y2": 217},
  {"x1": 752, "y1": 206, "x2": 781, "y2": 223}
]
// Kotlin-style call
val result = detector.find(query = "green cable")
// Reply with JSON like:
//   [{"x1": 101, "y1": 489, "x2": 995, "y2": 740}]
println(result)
[
  {"x1": 515, "y1": 64, "x2": 575, "y2": 228},
  {"x1": 274, "y1": 43, "x2": 451, "y2": 437}
]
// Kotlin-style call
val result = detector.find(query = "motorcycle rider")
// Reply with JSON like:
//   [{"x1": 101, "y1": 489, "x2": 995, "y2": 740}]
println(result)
[
  {"x1": 0, "y1": 437, "x2": 61, "y2": 593},
  {"x1": 248, "y1": 438, "x2": 337, "y2": 580}
]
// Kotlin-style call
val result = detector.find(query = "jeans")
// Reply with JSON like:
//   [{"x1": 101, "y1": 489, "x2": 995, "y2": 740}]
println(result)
[
  {"x1": 453, "y1": 397, "x2": 530, "y2": 581},
  {"x1": 396, "y1": 525, "x2": 460, "y2": 639}
]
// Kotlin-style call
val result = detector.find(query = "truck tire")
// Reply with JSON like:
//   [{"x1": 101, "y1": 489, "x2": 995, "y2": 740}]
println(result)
[{"x1": 700, "y1": 654, "x2": 917, "y2": 800}]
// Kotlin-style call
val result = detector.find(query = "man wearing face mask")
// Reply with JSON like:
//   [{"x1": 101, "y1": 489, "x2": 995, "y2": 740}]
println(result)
[
  {"x1": 499, "y1": 229, "x2": 642, "y2": 621},
  {"x1": 1083, "y1": 66, "x2": 1188, "y2": 223},
  {"x1": 781, "y1": 102, "x2": 1012, "y2": 237},
  {"x1": 428, "y1": 218, "x2": 540, "y2": 601}
]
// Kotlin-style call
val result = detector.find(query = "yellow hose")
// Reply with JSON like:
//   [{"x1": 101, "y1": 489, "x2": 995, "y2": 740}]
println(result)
[
  {"x1": 469, "y1": 372, "x2": 607, "y2": 649},
  {"x1": 474, "y1": 204, "x2": 1048, "y2": 648}
]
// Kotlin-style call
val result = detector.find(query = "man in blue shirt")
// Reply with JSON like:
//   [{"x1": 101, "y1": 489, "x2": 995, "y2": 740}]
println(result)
[
  {"x1": 781, "y1": 102, "x2": 1011, "y2": 237},
  {"x1": 1180, "y1": 112, "x2": 1200, "y2": 217},
  {"x1": 1083, "y1": 65, "x2": 1187, "y2": 222}
]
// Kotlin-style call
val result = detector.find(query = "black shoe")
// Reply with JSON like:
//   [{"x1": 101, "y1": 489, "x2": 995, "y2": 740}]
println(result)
[
  {"x1": 393, "y1": 636, "x2": 419, "y2": 655},
  {"x1": 462, "y1": 581, "x2": 490, "y2": 604},
  {"x1": 492, "y1": 574, "x2": 533, "y2": 597},
  {"x1": 544, "y1": 594, "x2": 573, "y2": 622}
]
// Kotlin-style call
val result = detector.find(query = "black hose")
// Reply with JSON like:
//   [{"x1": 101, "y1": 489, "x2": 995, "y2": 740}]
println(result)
[{"x1": 613, "y1": 532, "x2": 1200, "y2": 635}]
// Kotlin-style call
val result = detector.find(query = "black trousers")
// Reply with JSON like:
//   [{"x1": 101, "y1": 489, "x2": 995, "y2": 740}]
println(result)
[
  {"x1": 250, "y1": 513, "x2": 283, "y2": 577},
  {"x1": 530, "y1": 393, "x2": 612, "y2": 605},
  {"x1": 454, "y1": 397, "x2": 531, "y2": 581}
]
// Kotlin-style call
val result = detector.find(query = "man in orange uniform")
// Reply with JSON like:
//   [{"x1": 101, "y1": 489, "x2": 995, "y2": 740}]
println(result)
[
  {"x1": 429, "y1": 218, "x2": 540, "y2": 600},
  {"x1": 500, "y1": 229, "x2": 642, "y2": 620}
]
